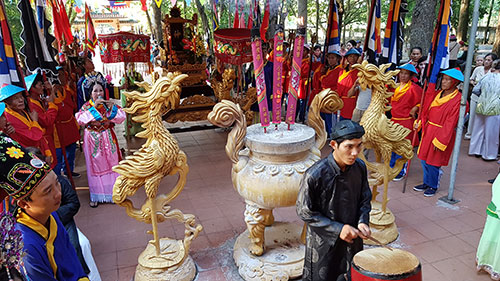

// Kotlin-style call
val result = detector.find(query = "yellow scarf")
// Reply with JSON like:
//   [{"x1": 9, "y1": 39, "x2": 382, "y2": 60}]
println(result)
[
  {"x1": 338, "y1": 69, "x2": 352, "y2": 83},
  {"x1": 392, "y1": 82, "x2": 411, "y2": 103},
  {"x1": 5, "y1": 107, "x2": 44, "y2": 132},
  {"x1": 430, "y1": 89, "x2": 459, "y2": 109}
]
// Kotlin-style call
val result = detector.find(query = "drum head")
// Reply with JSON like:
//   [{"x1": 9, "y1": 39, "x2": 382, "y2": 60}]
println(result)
[{"x1": 353, "y1": 248, "x2": 420, "y2": 276}]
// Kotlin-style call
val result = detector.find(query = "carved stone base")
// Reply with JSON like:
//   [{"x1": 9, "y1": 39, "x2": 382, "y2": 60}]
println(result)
[
  {"x1": 134, "y1": 238, "x2": 196, "y2": 281},
  {"x1": 363, "y1": 201, "x2": 399, "y2": 245},
  {"x1": 233, "y1": 222, "x2": 305, "y2": 281}
]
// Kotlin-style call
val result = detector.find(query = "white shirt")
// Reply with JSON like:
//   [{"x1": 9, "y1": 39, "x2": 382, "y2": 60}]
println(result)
[{"x1": 356, "y1": 88, "x2": 372, "y2": 110}]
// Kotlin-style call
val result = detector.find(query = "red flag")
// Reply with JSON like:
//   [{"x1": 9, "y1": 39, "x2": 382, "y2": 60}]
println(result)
[
  {"x1": 233, "y1": 0, "x2": 239, "y2": 28},
  {"x1": 247, "y1": 12, "x2": 253, "y2": 29},
  {"x1": 85, "y1": 4, "x2": 97, "y2": 54},
  {"x1": 140, "y1": 0, "x2": 148, "y2": 11},
  {"x1": 239, "y1": 11, "x2": 245, "y2": 28},
  {"x1": 58, "y1": 0, "x2": 73, "y2": 44},
  {"x1": 49, "y1": 0, "x2": 63, "y2": 45},
  {"x1": 259, "y1": 0, "x2": 270, "y2": 41}
]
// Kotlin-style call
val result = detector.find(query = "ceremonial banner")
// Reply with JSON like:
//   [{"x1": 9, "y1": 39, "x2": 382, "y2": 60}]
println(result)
[
  {"x1": 140, "y1": 0, "x2": 148, "y2": 11},
  {"x1": 98, "y1": 32, "x2": 151, "y2": 63},
  {"x1": 251, "y1": 28, "x2": 270, "y2": 127},
  {"x1": 233, "y1": 0, "x2": 239, "y2": 28},
  {"x1": 427, "y1": 0, "x2": 451, "y2": 83},
  {"x1": 364, "y1": 0, "x2": 381, "y2": 62},
  {"x1": 85, "y1": 4, "x2": 97, "y2": 55},
  {"x1": 0, "y1": 1, "x2": 20, "y2": 84},
  {"x1": 109, "y1": 1, "x2": 130, "y2": 9},
  {"x1": 213, "y1": 28, "x2": 252, "y2": 65},
  {"x1": 285, "y1": 27, "x2": 305, "y2": 126},
  {"x1": 324, "y1": 0, "x2": 341, "y2": 53},
  {"x1": 212, "y1": 0, "x2": 219, "y2": 30},
  {"x1": 154, "y1": 0, "x2": 163, "y2": 8},
  {"x1": 260, "y1": 0, "x2": 270, "y2": 41},
  {"x1": 382, "y1": 0, "x2": 402, "y2": 64},
  {"x1": 18, "y1": 0, "x2": 58, "y2": 76},
  {"x1": 58, "y1": 0, "x2": 74, "y2": 44},
  {"x1": 272, "y1": 25, "x2": 284, "y2": 124}
]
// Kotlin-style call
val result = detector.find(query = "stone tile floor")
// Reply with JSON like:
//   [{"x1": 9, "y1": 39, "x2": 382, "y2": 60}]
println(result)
[{"x1": 72, "y1": 121, "x2": 499, "y2": 281}]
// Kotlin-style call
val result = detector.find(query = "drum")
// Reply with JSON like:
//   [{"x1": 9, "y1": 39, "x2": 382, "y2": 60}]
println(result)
[{"x1": 351, "y1": 248, "x2": 422, "y2": 281}]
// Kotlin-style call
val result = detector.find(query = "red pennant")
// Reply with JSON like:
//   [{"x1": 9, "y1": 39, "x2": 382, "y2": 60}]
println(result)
[{"x1": 260, "y1": 0, "x2": 270, "y2": 41}]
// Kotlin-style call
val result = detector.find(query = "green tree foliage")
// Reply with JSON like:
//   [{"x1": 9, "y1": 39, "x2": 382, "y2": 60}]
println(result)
[
  {"x1": 450, "y1": 0, "x2": 499, "y2": 31},
  {"x1": 4, "y1": 1, "x2": 23, "y2": 52}
]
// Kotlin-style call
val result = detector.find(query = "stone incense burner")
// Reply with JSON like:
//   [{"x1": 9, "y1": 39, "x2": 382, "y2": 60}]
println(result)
[{"x1": 208, "y1": 89, "x2": 343, "y2": 281}]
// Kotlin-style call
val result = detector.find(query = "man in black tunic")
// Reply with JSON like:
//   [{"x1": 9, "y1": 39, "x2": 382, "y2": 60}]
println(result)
[{"x1": 297, "y1": 120, "x2": 372, "y2": 281}]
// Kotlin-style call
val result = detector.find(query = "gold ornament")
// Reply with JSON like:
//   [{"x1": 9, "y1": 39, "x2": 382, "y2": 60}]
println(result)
[
  {"x1": 353, "y1": 61, "x2": 414, "y2": 244},
  {"x1": 113, "y1": 72, "x2": 202, "y2": 280}
]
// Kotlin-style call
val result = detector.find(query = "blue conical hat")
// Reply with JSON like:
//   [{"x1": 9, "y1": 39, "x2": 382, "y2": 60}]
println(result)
[
  {"x1": 397, "y1": 63, "x2": 418, "y2": 75},
  {"x1": 345, "y1": 48, "x2": 361, "y2": 56},
  {"x1": 24, "y1": 73, "x2": 40, "y2": 91},
  {"x1": 441, "y1": 68, "x2": 464, "y2": 82},
  {"x1": 0, "y1": 84, "x2": 26, "y2": 102},
  {"x1": 0, "y1": 102, "x2": 5, "y2": 117}
]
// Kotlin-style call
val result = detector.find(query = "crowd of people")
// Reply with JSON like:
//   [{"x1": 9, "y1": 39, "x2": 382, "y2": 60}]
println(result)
[
  {"x1": 0, "y1": 51, "x2": 140, "y2": 281},
  {"x1": 0, "y1": 30, "x2": 498, "y2": 280}
]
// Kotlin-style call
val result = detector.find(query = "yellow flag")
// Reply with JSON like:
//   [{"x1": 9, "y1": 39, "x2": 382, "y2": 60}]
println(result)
[{"x1": 154, "y1": 0, "x2": 163, "y2": 8}]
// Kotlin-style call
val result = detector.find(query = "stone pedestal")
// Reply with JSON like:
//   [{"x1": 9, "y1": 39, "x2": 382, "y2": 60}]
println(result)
[
  {"x1": 134, "y1": 238, "x2": 197, "y2": 281},
  {"x1": 364, "y1": 201, "x2": 398, "y2": 245},
  {"x1": 233, "y1": 222, "x2": 305, "y2": 281}
]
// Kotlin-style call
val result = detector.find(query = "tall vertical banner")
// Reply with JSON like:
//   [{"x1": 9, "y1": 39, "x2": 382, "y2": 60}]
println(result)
[
  {"x1": 427, "y1": 0, "x2": 451, "y2": 83},
  {"x1": 212, "y1": 0, "x2": 219, "y2": 31},
  {"x1": 0, "y1": 1, "x2": 20, "y2": 84},
  {"x1": 85, "y1": 3, "x2": 97, "y2": 55},
  {"x1": 285, "y1": 26, "x2": 306, "y2": 126},
  {"x1": 251, "y1": 28, "x2": 270, "y2": 127},
  {"x1": 364, "y1": 0, "x2": 381, "y2": 63},
  {"x1": 272, "y1": 25, "x2": 284, "y2": 124},
  {"x1": 382, "y1": 0, "x2": 402, "y2": 64},
  {"x1": 18, "y1": 0, "x2": 58, "y2": 76},
  {"x1": 324, "y1": 0, "x2": 341, "y2": 53}
]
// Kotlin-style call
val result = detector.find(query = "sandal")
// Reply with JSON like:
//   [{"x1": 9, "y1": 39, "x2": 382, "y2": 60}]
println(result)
[{"x1": 89, "y1": 201, "x2": 99, "y2": 208}]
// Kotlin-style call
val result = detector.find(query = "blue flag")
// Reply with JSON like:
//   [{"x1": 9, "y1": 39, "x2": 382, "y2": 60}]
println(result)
[{"x1": 427, "y1": 0, "x2": 451, "y2": 84}]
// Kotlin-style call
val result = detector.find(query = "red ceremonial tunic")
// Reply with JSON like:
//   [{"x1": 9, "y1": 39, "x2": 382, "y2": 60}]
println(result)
[
  {"x1": 298, "y1": 58, "x2": 311, "y2": 100},
  {"x1": 54, "y1": 86, "x2": 80, "y2": 148},
  {"x1": 417, "y1": 84, "x2": 461, "y2": 167},
  {"x1": 283, "y1": 59, "x2": 291, "y2": 94},
  {"x1": 4, "y1": 108, "x2": 52, "y2": 158},
  {"x1": 390, "y1": 81, "x2": 422, "y2": 142},
  {"x1": 336, "y1": 68, "x2": 360, "y2": 119},
  {"x1": 28, "y1": 97, "x2": 58, "y2": 168},
  {"x1": 308, "y1": 65, "x2": 323, "y2": 106}
]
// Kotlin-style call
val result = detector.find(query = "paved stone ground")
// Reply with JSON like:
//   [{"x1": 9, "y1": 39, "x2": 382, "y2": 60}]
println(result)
[{"x1": 72, "y1": 121, "x2": 499, "y2": 281}]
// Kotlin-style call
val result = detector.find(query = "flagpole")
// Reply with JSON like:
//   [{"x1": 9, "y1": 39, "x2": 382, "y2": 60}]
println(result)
[{"x1": 440, "y1": 0, "x2": 481, "y2": 205}]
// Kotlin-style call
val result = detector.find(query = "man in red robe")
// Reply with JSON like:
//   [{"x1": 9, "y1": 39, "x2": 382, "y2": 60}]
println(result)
[
  {"x1": 54, "y1": 68, "x2": 81, "y2": 177},
  {"x1": 390, "y1": 63, "x2": 423, "y2": 181},
  {"x1": 25, "y1": 73, "x2": 59, "y2": 169},
  {"x1": 414, "y1": 68, "x2": 464, "y2": 197},
  {"x1": 0, "y1": 84, "x2": 53, "y2": 163},
  {"x1": 297, "y1": 44, "x2": 311, "y2": 122},
  {"x1": 337, "y1": 49, "x2": 361, "y2": 120},
  {"x1": 310, "y1": 50, "x2": 343, "y2": 135}
]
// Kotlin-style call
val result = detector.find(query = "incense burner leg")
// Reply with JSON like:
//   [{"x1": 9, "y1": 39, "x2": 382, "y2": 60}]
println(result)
[
  {"x1": 262, "y1": 209, "x2": 274, "y2": 226},
  {"x1": 244, "y1": 202, "x2": 267, "y2": 256}
]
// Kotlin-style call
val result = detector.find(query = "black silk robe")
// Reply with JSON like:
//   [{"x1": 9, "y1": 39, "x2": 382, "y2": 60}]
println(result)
[{"x1": 296, "y1": 154, "x2": 372, "y2": 281}]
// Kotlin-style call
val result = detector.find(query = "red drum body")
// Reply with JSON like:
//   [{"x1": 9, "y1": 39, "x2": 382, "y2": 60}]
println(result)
[{"x1": 351, "y1": 248, "x2": 422, "y2": 281}]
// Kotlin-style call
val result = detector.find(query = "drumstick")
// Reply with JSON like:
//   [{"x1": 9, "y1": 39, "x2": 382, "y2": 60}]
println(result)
[{"x1": 365, "y1": 236, "x2": 393, "y2": 251}]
